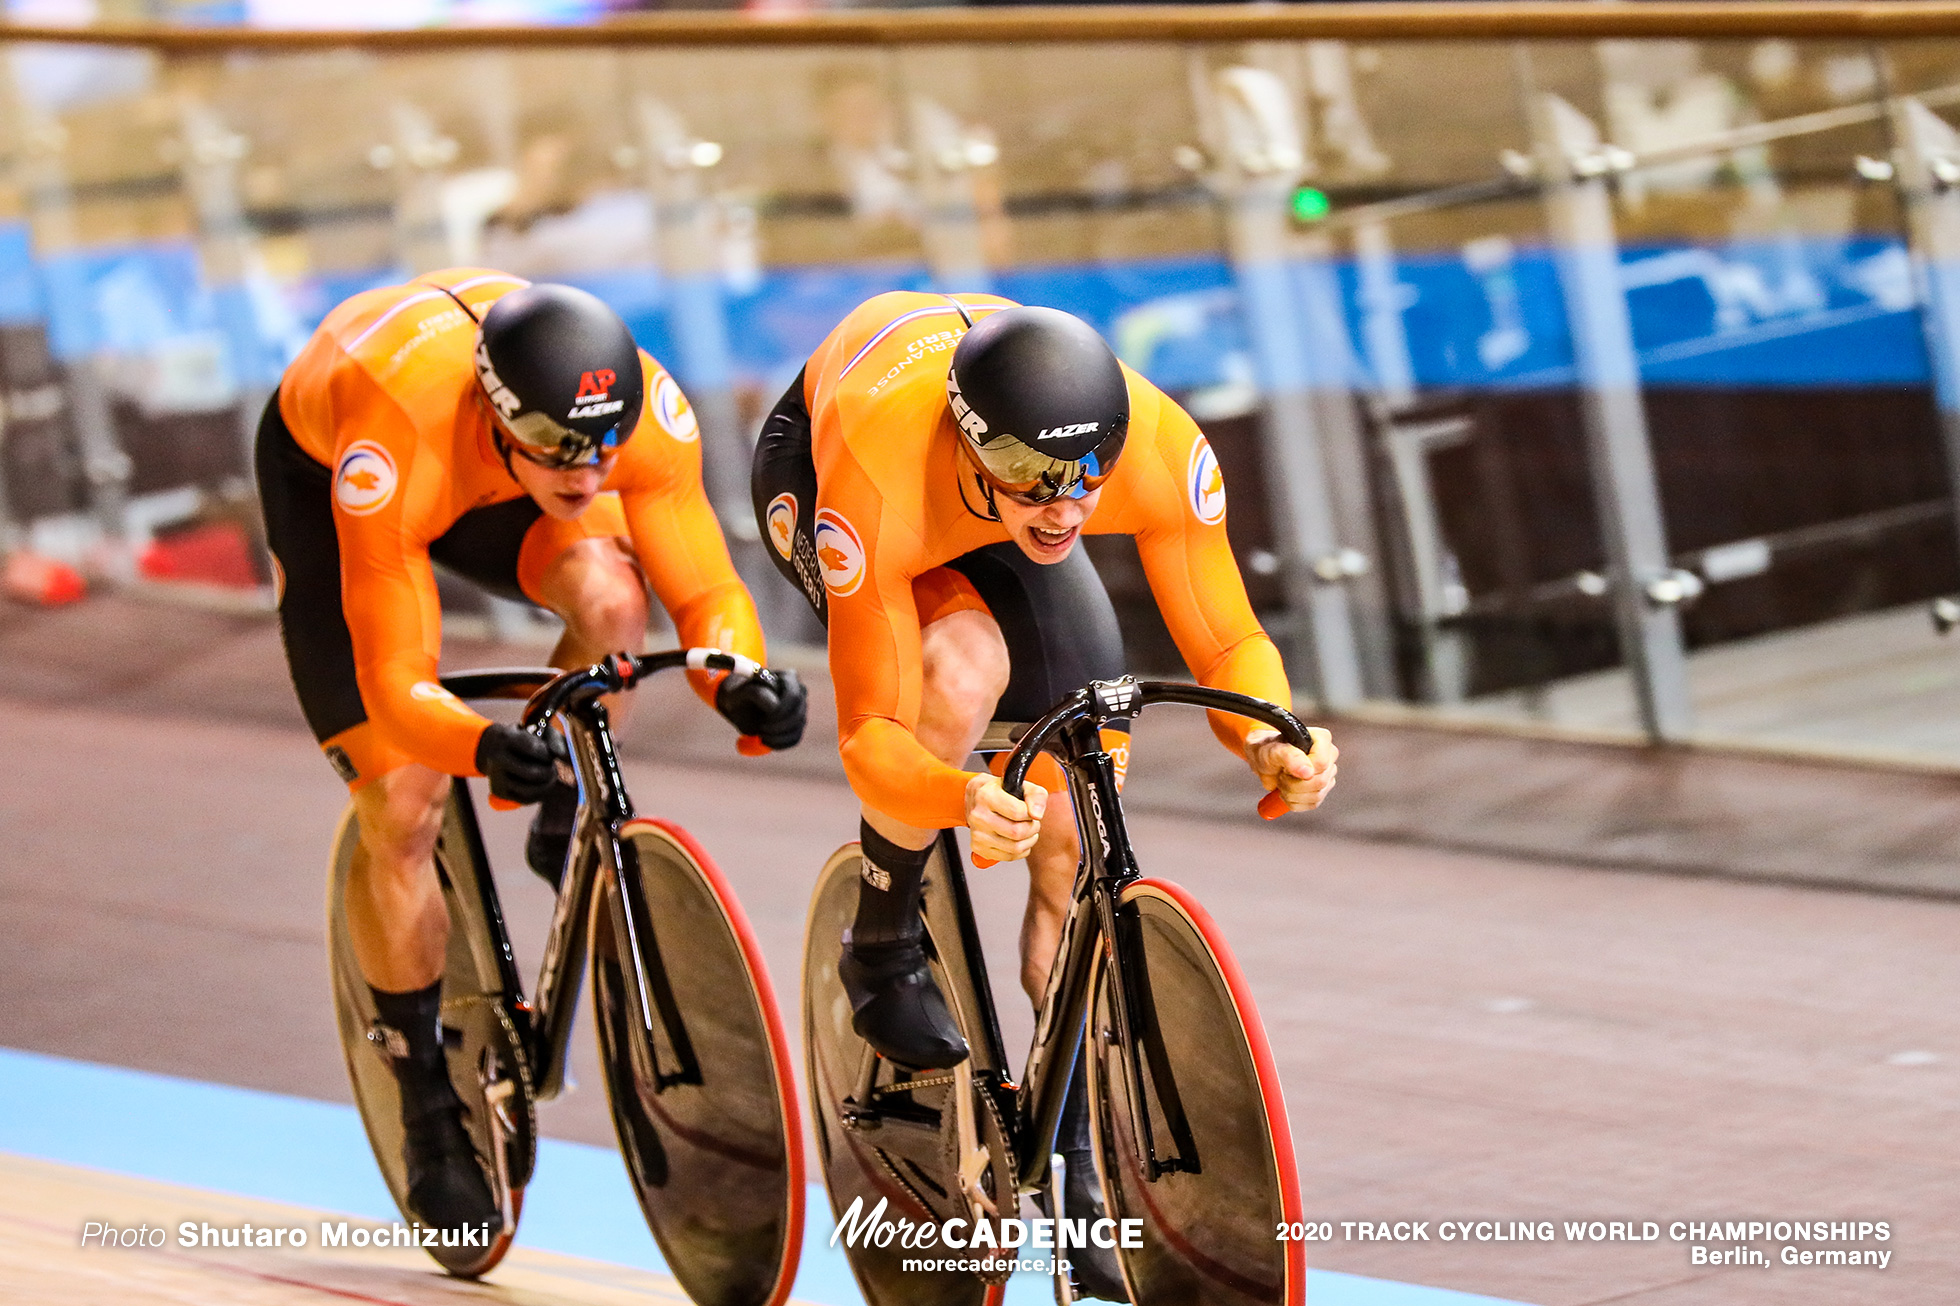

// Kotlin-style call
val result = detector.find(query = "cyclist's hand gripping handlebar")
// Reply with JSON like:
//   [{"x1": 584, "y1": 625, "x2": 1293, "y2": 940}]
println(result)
[
  {"x1": 477, "y1": 723, "x2": 567, "y2": 807},
  {"x1": 483, "y1": 648, "x2": 789, "y2": 809},
  {"x1": 972, "y1": 679, "x2": 1317, "y2": 867},
  {"x1": 716, "y1": 662, "x2": 808, "y2": 754}
]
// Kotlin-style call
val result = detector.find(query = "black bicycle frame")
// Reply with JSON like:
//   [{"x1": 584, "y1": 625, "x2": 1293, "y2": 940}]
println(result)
[
  {"x1": 437, "y1": 647, "x2": 769, "y2": 1102},
  {"x1": 994, "y1": 677, "x2": 1313, "y2": 1194}
]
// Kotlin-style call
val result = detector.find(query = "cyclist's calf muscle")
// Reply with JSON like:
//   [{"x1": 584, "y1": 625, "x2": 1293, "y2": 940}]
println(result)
[
  {"x1": 347, "y1": 765, "x2": 452, "y2": 992},
  {"x1": 856, "y1": 603, "x2": 1080, "y2": 997},
  {"x1": 1019, "y1": 800, "x2": 1081, "y2": 1001}
]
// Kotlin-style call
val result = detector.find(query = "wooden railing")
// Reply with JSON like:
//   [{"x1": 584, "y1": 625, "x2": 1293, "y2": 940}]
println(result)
[{"x1": 1, "y1": 3, "x2": 1959, "y2": 53}]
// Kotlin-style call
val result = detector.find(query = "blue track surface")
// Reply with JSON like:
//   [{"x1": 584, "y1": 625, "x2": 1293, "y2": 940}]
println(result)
[{"x1": 0, "y1": 1046, "x2": 1530, "y2": 1306}]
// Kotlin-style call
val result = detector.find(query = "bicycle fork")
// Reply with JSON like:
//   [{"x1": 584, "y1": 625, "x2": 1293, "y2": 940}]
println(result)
[
  {"x1": 1014, "y1": 740, "x2": 1200, "y2": 1194},
  {"x1": 527, "y1": 704, "x2": 699, "y2": 1102}
]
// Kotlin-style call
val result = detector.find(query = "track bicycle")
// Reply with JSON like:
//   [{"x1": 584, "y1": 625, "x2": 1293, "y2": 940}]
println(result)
[
  {"x1": 326, "y1": 648, "x2": 804, "y2": 1302},
  {"x1": 803, "y1": 675, "x2": 1310, "y2": 1305}
]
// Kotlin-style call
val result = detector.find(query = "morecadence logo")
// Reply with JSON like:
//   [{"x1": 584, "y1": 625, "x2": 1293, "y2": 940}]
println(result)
[{"x1": 829, "y1": 1195, "x2": 1142, "y2": 1256}]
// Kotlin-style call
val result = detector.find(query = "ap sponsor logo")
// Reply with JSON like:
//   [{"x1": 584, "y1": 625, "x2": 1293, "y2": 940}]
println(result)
[
  {"x1": 1188, "y1": 436, "x2": 1226, "y2": 525},
  {"x1": 334, "y1": 441, "x2": 398, "y2": 516},
  {"x1": 814, "y1": 508, "x2": 866, "y2": 598},
  {"x1": 653, "y1": 372, "x2": 699, "y2": 442},
  {"x1": 766, "y1": 493, "x2": 798, "y2": 562}
]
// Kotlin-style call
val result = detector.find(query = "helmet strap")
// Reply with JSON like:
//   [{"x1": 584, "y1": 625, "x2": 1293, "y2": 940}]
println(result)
[
  {"x1": 957, "y1": 467, "x2": 1002, "y2": 523},
  {"x1": 477, "y1": 391, "x2": 519, "y2": 480}
]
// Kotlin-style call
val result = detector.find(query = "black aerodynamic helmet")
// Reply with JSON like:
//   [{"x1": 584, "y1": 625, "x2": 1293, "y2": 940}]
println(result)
[
  {"x1": 946, "y1": 305, "x2": 1130, "y2": 505},
  {"x1": 474, "y1": 283, "x2": 643, "y2": 468}
]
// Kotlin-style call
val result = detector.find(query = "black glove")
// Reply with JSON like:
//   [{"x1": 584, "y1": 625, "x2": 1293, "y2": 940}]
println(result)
[
  {"x1": 715, "y1": 668, "x2": 807, "y2": 751},
  {"x1": 475, "y1": 723, "x2": 569, "y2": 805}
]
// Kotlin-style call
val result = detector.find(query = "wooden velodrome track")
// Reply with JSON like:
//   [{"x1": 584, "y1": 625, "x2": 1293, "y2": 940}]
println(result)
[{"x1": 2, "y1": 596, "x2": 1957, "y2": 1305}]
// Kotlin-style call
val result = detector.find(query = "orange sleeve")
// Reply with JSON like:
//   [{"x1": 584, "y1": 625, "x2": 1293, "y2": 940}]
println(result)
[
  {"x1": 331, "y1": 371, "x2": 491, "y2": 777},
  {"x1": 1126, "y1": 389, "x2": 1293, "y2": 757},
  {"x1": 823, "y1": 454, "x2": 975, "y2": 830},
  {"x1": 614, "y1": 355, "x2": 766, "y2": 705}
]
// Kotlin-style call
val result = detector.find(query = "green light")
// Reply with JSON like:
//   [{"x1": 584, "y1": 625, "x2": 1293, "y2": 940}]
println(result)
[{"x1": 1291, "y1": 186, "x2": 1331, "y2": 223}]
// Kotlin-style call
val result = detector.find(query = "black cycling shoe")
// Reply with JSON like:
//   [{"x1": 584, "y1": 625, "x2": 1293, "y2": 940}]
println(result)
[
  {"x1": 524, "y1": 780, "x2": 578, "y2": 891},
  {"x1": 398, "y1": 1075, "x2": 502, "y2": 1234},
  {"x1": 838, "y1": 936, "x2": 969, "y2": 1070},
  {"x1": 1042, "y1": 1150, "x2": 1129, "y2": 1301}
]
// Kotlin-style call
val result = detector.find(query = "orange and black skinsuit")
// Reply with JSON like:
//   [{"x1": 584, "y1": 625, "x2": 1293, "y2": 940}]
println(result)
[
  {"x1": 257, "y1": 267, "x2": 765, "y2": 789},
  {"x1": 751, "y1": 290, "x2": 1291, "y2": 826}
]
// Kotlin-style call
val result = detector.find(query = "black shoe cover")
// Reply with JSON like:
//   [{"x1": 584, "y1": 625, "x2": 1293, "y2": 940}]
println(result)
[
  {"x1": 838, "y1": 936, "x2": 969, "y2": 1070},
  {"x1": 393, "y1": 1054, "x2": 501, "y2": 1235},
  {"x1": 525, "y1": 779, "x2": 577, "y2": 891},
  {"x1": 400, "y1": 1095, "x2": 501, "y2": 1234},
  {"x1": 1042, "y1": 1150, "x2": 1129, "y2": 1301}
]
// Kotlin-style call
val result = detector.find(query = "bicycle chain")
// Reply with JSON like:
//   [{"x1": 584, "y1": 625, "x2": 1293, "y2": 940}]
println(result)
[
  {"x1": 856, "y1": 1069, "x2": 1018, "y2": 1288},
  {"x1": 950, "y1": 1074, "x2": 1019, "y2": 1287},
  {"x1": 870, "y1": 1141, "x2": 946, "y2": 1225},
  {"x1": 857, "y1": 1066, "x2": 965, "y2": 1227}
]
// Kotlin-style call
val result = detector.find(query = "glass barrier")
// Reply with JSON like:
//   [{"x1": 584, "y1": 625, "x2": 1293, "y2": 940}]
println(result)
[{"x1": 2, "y1": 15, "x2": 1957, "y2": 763}]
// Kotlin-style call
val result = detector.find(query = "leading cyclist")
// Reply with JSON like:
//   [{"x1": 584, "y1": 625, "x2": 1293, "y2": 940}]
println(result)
[
  {"x1": 753, "y1": 291, "x2": 1337, "y2": 1299},
  {"x1": 257, "y1": 267, "x2": 806, "y2": 1238}
]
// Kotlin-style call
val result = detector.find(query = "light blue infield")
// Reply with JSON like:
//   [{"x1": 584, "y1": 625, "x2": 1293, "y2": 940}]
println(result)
[{"x1": 0, "y1": 1046, "x2": 1531, "y2": 1306}]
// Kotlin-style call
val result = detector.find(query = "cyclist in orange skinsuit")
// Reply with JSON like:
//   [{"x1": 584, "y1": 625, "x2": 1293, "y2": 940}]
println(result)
[
  {"x1": 275, "y1": 268, "x2": 767, "y2": 782},
  {"x1": 259, "y1": 267, "x2": 804, "y2": 1237},
  {"x1": 753, "y1": 291, "x2": 1337, "y2": 1301}
]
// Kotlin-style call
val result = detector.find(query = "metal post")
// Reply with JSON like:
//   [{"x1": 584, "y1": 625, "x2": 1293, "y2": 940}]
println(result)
[
  {"x1": 1350, "y1": 217, "x2": 1474, "y2": 701},
  {"x1": 1888, "y1": 95, "x2": 1960, "y2": 568},
  {"x1": 177, "y1": 97, "x2": 265, "y2": 484},
  {"x1": 386, "y1": 100, "x2": 455, "y2": 276},
  {"x1": 1294, "y1": 235, "x2": 1398, "y2": 697},
  {"x1": 635, "y1": 95, "x2": 746, "y2": 520},
  {"x1": 893, "y1": 50, "x2": 998, "y2": 294},
  {"x1": 1192, "y1": 49, "x2": 1365, "y2": 709},
  {"x1": 633, "y1": 92, "x2": 801, "y2": 637},
  {"x1": 1532, "y1": 91, "x2": 1692, "y2": 741},
  {"x1": 8, "y1": 73, "x2": 131, "y2": 571}
]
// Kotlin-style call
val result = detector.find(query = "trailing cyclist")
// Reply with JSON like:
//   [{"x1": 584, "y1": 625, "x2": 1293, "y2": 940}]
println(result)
[
  {"x1": 258, "y1": 268, "x2": 806, "y2": 1239},
  {"x1": 752, "y1": 291, "x2": 1337, "y2": 1299}
]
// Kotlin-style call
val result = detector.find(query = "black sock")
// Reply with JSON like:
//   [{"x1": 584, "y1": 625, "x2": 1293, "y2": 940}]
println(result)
[
  {"x1": 851, "y1": 821, "x2": 935, "y2": 948},
  {"x1": 370, "y1": 980, "x2": 453, "y2": 1103}
]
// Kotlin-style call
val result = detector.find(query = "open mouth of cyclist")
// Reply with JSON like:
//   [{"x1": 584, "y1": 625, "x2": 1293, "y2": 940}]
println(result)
[{"x1": 1028, "y1": 524, "x2": 1078, "y2": 557}]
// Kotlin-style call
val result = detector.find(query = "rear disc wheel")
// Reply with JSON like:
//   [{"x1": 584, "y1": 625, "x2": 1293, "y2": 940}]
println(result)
[
  {"x1": 802, "y1": 843, "x2": 1004, "y2": 1306},
  {"x1": 326, "y1": 794, "x2": 534, "y2": 1279}
]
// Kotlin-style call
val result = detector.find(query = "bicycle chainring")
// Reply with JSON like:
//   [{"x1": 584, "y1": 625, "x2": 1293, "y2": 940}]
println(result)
[{"x1": 945, "y1": 1064, "x2": 1020, "y2": 1286}]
